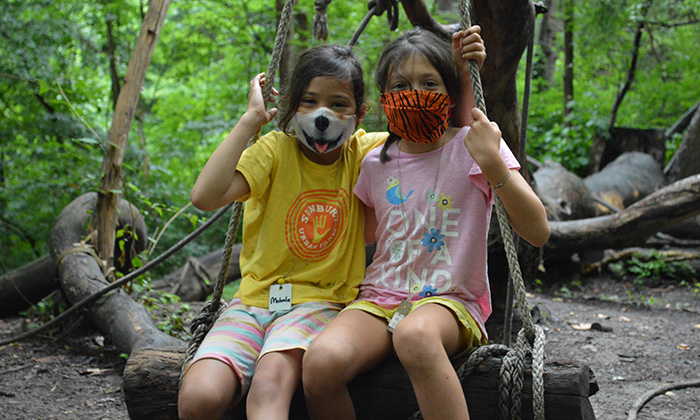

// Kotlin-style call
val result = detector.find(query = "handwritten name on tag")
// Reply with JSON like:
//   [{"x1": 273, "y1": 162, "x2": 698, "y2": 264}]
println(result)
[{"x1": 269, "y1": 283, "x2": 292, "y2": 311}]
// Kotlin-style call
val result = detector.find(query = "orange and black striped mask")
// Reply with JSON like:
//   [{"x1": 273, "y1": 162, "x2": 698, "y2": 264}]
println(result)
[{"x1": 379, "y1": 90, "x2": 452, "y2": 144}]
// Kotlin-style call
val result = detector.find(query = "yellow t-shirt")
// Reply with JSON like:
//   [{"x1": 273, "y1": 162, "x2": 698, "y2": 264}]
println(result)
[{"x1": 235, "y1": 129, "x2": 387, "y2": 307}]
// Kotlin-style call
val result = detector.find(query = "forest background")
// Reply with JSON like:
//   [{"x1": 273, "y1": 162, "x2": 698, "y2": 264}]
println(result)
[{"x1": 2, "y1": 0, "x2": 700, "y2": 300}]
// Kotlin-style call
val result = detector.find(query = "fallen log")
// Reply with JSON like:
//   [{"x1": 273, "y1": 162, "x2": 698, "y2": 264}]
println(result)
[
  {"x1": 584, "y1": 152, "x2": 665, "y2": 213},
  {"x1": 533, "y1": 161, "x2": 598, "y2": 221},
  {"x1": 546, "y1": 174, "x2": 700, "y2": 255},
  {"x1": 0, "y1": 255, "x2": 55, "y2": 314},
  {"x1": 49, "y1": 193, "x2": 182, "y2": 354},
  {"x1": 1, "y1": 194, "x2": 151, "y2": 314},
  {"x1": 149, "y1": 245, "x2": 242, "y2": 301},
  {"x1": 123, "y1": 347, "x2": 597, "y2": 420}
]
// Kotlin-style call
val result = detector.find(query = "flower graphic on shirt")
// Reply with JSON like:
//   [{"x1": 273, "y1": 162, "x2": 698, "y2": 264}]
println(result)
[
  {"x1": 411, "y1": 284, "x2": 422, "y2": 294},
  {"x1": 425, "y1": 189, "x2": 438, "y2": 202},
  {"x1": 419, "y1": 285, "x2": 438, "y2": 297},
  {"x1": 422, "y1": 228, "x2": 445, "y2": 252},
  {"x1": 438, "y1": 193, "x2": 453, "y2": 211}
]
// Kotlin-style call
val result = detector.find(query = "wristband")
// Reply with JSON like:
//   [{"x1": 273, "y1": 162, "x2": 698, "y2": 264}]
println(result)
[{"x1": 494, "y1": 170, "x2": 512, "y2": 189}]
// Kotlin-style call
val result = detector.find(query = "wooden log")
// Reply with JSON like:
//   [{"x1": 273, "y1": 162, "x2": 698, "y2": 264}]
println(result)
[
  {"x1": 547, "y1": 174, "x2": 700, "y2": 255},
  {"x1": 0, "y1": 255, "x2": 56, "y2": 314},
  {"x1": 49, "y1": 193, "x2": 182, "y2": 354},
  {"x1": 533, "y1": 161, "x2": 598, "y2": 221},
  {"x1": 584, "y1": 152, "x2": 664, "y2": 213},
  {"x1": 123, "y1": 347, "x2": 597, "y2": 420}
]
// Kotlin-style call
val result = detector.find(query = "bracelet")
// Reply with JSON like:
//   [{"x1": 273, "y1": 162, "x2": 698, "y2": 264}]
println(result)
[{"x1": 493, "y1": 170, "x2": 512, "y2": 189}]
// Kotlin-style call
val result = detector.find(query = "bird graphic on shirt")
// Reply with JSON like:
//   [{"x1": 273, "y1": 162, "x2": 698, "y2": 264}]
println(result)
[{"x1": 386, "y1": 178, "x2": 413, "y2": 205}]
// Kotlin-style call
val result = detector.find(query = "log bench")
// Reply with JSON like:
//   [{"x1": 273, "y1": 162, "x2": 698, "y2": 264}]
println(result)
[{"x1": 123, "y1": 347, "x2": 597, "y2": 420}]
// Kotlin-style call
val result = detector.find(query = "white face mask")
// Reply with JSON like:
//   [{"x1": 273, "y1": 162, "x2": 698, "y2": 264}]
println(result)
[{"x1": 291, "y1": 107, "x2": 356, "y2": 154}]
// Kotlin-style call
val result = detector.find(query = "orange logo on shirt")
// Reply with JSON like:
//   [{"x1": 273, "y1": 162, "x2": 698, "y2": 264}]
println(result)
[{"x1": 286, "y1": 189, "x2": 349, "y2": 260}]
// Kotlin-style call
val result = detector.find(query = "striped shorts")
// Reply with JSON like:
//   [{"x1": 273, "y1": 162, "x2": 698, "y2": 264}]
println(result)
[{"x1": 187, "y1": 298, "x2": 342, "y2": 397}]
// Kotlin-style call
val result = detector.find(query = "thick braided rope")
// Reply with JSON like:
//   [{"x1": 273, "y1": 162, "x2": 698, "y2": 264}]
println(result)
[
  {"x1": 180, "y1": 0, "x2": 297, "y2": 384},
  {"x1": 312, "y1": 0, "x2": 332, "y2": 41},
  {"x1": 457, "y1": 1, "x2": 545, "y2": 419}
]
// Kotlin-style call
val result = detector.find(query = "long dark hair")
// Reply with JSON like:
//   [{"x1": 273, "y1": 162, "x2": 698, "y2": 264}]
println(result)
[
  {"x1": 375, "y1": 28, "x2": 460, "y2": 162},
  {"x1": 277, "y1": 45, "x2": 365, "y2": 132}
]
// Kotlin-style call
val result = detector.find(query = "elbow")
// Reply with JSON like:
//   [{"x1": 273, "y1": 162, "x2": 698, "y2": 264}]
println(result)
[
  {"x1": 190, "y1": 188, "x2": 215, "y2": 212},
  {"x1": 527, "y1": 223, "x2": 551, "y2": 248}
]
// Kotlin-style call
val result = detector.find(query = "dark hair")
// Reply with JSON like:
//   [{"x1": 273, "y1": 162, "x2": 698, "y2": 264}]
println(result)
[
  {"x1": 278, "y1": 45, "x2": 365, "y2": 132},
  {"x1": 375, "y1": 28, "x2": 460, "y2": 162}
]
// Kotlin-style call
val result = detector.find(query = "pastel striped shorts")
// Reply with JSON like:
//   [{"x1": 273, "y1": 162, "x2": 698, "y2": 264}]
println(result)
[{"x1": 187, "y1": 298, "x2": 342, "y2": 397}]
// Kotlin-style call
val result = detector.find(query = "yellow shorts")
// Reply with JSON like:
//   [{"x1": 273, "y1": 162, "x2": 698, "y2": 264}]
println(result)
[{"x1": 344, "y1": 297, "x2": 487, "y2": 354}]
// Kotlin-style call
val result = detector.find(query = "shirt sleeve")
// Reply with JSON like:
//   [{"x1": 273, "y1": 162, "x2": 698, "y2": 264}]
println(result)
[
  {"x1": 236, "y1": 133, "x2": 278, "y2": 201},
  {"x1": 353, "y1": 157, "x2": 374, "y2": 208}
]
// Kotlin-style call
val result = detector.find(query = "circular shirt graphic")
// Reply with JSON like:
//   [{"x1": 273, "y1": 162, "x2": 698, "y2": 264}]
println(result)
[{"x1": 286, "y1": 189, "x2": 350, "y2": 260}]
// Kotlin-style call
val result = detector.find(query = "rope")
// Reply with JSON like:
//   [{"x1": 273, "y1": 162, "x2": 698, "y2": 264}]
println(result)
[
  {"x1": 457, "y1": 1, "x2": 545, "y2": 419},
  {"x1": 312, "y1": 0, "x2": 332, "y2": 41},
  {"x1": 180, "y1": 0, "x2": 297, "y2": 382}
]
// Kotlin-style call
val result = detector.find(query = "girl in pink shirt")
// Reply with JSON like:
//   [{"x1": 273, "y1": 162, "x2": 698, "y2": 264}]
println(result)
[{"x1": 303, "y1": 27, "x2": 550, "y2": 420}]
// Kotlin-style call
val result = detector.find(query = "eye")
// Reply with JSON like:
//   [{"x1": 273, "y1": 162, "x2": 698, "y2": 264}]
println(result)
[
  {"x1": 423, "y1": 80, "x2": 440, "y2": 90},
  {"x1": 300, "y1": 97, "x2": 316, "y2": 105},
  {"x1": 332, "y1": 100, "x2": 350, "y2": 109},
  {"x1": 390, "y1": 81, "x2": 408, "y2": 92}
]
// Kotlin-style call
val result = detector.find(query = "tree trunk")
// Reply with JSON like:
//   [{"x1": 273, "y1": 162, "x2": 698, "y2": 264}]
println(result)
[
  {"x1": 664, "y1": 106, "x2": 700, "y2": 183},
  {"x1": 536, "y1": 0, "x2": 559, "y2": 89},
  {"x1": 562, "y1": 0, "x2": 574, "y2": 122},
  {"x1": 588, "y1": 127, "x2": 666, "y2": 174},
  {"x1": 123, "y1": 347, "x2": 597, "y2": 420},
  {"x1": 50, "y1": 193, "x2": 182, "y2": 354},
  {"x1": 95, "y1": 0, "x2": 172, "y2": 271}
]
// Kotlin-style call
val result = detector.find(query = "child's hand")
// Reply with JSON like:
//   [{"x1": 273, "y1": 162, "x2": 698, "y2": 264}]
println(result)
[
  {"x1": 244, "y1": 73, "x2": 278, "y2": 127},
  {"x1": 452, "y1": 25, "x2": 486, "y2": 73},
  {"x1": 464, "y1": 107, "x2": 502, "y2": 167}
]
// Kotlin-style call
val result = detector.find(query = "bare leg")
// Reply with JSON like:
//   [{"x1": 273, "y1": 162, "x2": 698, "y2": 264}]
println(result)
[
  {"x1": 246, "y1": 349, "x2": 304, "y2": 420},
  {"x1": 392, "y1": 303, "x2": 470, "y2": 420},
  {"x1": 178, "y1": 358, "x2": 240, "y2": 420},
  {"x1": 303, "y1": 309, "x2": 393, "y2": 420}
]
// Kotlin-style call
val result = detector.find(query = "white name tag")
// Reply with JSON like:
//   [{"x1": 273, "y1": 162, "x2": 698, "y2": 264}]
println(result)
[{"x1": 269, "y1": 283, "x2": 292, "y2": 311}]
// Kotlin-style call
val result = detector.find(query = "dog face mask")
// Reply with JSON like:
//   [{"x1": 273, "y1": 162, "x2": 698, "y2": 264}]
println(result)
[{"x1": 291, "y1": 107, "x2": 356, "y2": 154}]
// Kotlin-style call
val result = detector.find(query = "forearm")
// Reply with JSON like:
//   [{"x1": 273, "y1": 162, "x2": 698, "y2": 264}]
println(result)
[
  {"x1": 190, "y1": 113, "x2": 261, "y2": 211},
  {"x1": 453, "y1": 73, "x2": 476, "y2": 127},
  {"x1": 491, "y1": 170, "x2": 550, "y2": 247}
]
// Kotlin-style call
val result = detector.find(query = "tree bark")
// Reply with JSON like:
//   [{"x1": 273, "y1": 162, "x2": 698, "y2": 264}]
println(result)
[
  {"x1": 123, "y1": 347, "x2": 597, "y2": 420},
  {"x1": 664, "y1": 106, "x2": 700, "y2": 183},
  {"x1": 95, "y1": 0, "x2": 172, "y2": 272},
  {"x1": 536, "y1": 0, "x2": 559, "y2": 89},
  {"x1": 0, "y1": 255, "x2": 56, "y2": 314},
  {"x1": 562, "y1": 0, "x2": 574, "y2": 122},
  {"x1": 50, "y1": 193, "x2": 182, "y2": 354}
]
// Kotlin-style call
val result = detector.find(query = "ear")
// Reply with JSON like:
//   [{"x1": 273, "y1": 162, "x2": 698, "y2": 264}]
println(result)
[{"x1": 355, "y1": 104, "x2": 368, "y2": 127}]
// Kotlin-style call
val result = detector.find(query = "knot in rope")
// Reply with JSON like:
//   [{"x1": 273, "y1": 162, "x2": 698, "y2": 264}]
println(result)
[
  {"x1": 312, "y1": 0, "x2": 332, "y2": 41},
  {"x1": 180, "y1": 298, "x2": 228, "y2": 383}
]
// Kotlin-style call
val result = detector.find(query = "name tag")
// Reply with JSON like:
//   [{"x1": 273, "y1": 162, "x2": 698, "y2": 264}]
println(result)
[{"x1": 269, "y1": 283, "x2": 292, "y2": 311}]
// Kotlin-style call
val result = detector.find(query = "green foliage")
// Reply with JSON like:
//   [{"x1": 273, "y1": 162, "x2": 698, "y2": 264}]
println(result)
[
  {"x1": 609, "y1": 251, "x2": 697, "y2": 285},
  {"x1": 2, "y1": 0, "x2": 699, "y2": 279}
]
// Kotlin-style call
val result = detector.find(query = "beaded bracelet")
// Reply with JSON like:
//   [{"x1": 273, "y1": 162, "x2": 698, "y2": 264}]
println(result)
[{"x1": 494, "y1": 170, "x2": 512, "y2": 189}]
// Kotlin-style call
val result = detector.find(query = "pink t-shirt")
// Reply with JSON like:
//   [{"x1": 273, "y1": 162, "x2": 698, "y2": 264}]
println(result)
[{"x1": 353, "y1": 127, "x2": 519, "y2": 335}]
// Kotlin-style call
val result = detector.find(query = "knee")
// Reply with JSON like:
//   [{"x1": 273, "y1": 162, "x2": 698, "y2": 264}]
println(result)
[
  {"x1": 302, "y1": 339, "x2": 355, "y2": 395},
  {"x1": 392, "y1": 318, "x2": 442, "y2": 369},
  {"x1": 178, "y1": 379, "x2": 231, "y2": 420}
]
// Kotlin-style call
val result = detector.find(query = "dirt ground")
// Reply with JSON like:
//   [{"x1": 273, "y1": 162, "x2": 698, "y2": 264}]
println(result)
[{"x1": 1, "y1": 274, "x2": 698, "y2": 420}]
